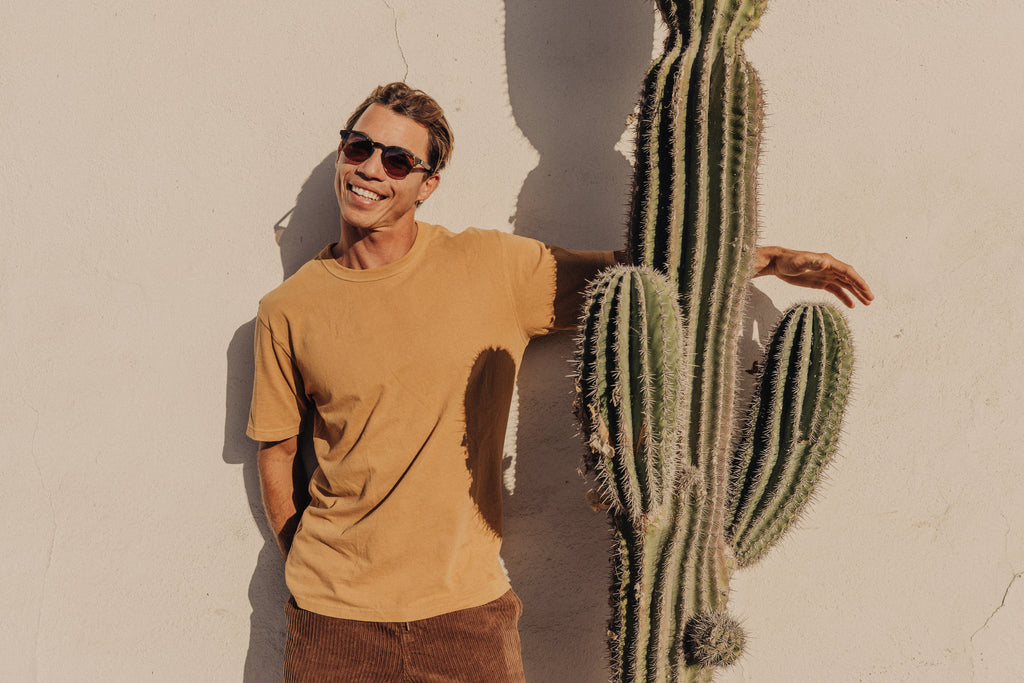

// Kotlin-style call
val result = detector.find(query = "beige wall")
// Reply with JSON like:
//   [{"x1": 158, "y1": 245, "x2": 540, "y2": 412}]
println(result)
[{"x1": 3, "y1": 1, "x2": 1022, "y2": 681}]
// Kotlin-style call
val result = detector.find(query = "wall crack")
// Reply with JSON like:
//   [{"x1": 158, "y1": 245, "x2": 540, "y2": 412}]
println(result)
[
  {"x1": 970, "y1": 569, "x2": 1024, "y2": 641},
  {"x1": 382, "y1": 0, "x2": 409, "y2": 81}
]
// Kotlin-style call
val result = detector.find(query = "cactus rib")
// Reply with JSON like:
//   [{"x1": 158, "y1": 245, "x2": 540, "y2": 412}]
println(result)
[{"x1": 576, "y1": 1, "x2": 856, "y2": 680}]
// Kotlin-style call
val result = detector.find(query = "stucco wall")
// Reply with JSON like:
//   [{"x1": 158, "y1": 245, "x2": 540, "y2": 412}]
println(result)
[{"x1": 3, "y1": 1, "x2": 1022, "y2": 681}]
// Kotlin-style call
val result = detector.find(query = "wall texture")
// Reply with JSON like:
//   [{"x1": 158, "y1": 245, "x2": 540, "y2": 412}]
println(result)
[{"x1": 2, "y1": 1, "x2": 1022, "y2": 681}]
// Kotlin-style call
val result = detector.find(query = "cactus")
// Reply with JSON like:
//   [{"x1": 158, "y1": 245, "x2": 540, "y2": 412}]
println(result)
[
  {"x1": 575, "y1": 1, "x2": 856, "y2": 681},
  {"x1": 727, "y1": 305, "x2": 854, "y2": 568}
]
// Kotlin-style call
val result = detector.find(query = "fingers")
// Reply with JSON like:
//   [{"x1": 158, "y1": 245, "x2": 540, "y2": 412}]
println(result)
[
  {"x1": 850, "y1": 281, "x2": 874, "y2": 306},
  {"x1": 831, "y1": 262, "x2": 874, "y2": 306},
  {"x1": 825, "y1": 283, "x2": 855, "y2": 309},
  {"x1": 828, "y1": 274, "x2": 873, "y2": 308},
  {"x1": 844, "y1": 268, "x2": 874, "y2": 306},
  {"x1": 818, "y1": 253, "x2": 875, "y2": 307}
]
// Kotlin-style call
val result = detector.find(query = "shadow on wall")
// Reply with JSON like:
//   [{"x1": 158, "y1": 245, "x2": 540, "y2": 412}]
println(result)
[
  {"x1": 501, "y1": 2, "x2": 652, "y2": 680},
  {"x1": 502, "y1": 1, "x2": 782, "y2": 679},
  {"x1": 222, "y1": 154, "x2": 338, "y2": 682},
  {"x1": 221, "y1": 7, "x2": 784, "y2": 679},
  {"x1": 465, "y1": 347, "x2": 519, "y2": 537}
]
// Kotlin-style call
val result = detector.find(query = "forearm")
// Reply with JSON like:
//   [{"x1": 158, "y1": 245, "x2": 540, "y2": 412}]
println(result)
[{"x1": 257, "y1": 437, "x2": 307, "y2": 559}]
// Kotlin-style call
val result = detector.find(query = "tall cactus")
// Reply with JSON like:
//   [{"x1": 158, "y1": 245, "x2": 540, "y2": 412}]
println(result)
[{"x1": 575, "y1": 1, "x2": 856, "y2": 681}]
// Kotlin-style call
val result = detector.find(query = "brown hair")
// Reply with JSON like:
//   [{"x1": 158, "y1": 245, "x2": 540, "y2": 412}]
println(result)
[{"x1": 345, "y1": 82, "x2": 454, "y2": 174}]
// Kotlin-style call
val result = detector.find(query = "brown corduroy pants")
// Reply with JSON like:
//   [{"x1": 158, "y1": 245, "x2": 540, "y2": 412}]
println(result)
[{"x1": 284, "y1": 590, "x2": 526, "y2": 682}]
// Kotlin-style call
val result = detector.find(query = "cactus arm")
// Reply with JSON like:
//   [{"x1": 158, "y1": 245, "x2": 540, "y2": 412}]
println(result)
[
  {"x1": 726, "y1": 307, "x2": 802, "y2": 529},
  {"x1": 726, "y1": 305, "x2": 855, "y2": 567},
  {"x1": 576, "y1": 266, "x2": 699, "y2": 681},
  {"x1": 579, "y1": 268, "x2": 631, "y2": 516},
  {"x1": 576, "y1": 266, "x2": 689, "y2": 525}
]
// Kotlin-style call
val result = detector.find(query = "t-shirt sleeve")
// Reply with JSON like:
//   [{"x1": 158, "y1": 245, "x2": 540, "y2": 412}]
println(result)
[
  {"x1": 498, "y1": 232, "x2": 617, "y2": 337},
  {"x1": 246, "y1": 306, "x2": 308, "y2": 442}
]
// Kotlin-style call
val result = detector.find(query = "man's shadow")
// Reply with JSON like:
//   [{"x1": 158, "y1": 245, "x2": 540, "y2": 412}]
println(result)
[
  {"x1": 222, "y1": 155, "x2": 338, "y2": 682},
  {"x1": 502, "y1": 1, "x2": 782, "y2": 679},
  {"x1": 223, "y1": 6, "x2": 785, "y2": 678}
]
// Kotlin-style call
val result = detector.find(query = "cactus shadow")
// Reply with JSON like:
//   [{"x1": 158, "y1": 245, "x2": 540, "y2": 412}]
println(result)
[
  {"x1": 500, "y1": 0, "x2": 655, "y2": 679},
  {"x1": 501, "y1": 4, "x2": 786, "y2": 676},
  {"x1": 221, "y1": 153, "x2": 337, "y2": 682}
]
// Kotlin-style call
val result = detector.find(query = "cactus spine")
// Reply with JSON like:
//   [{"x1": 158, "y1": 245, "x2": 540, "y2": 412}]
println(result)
[
  {"x1": 727, "y1": 305, "x2": 853, "y2": 567},
  {"x1": 575, "y1": 1, "x2": 855, "y2": 681}
]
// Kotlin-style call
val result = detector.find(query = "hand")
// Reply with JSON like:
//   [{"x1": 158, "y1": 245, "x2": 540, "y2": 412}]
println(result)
[{"x1": 754, "y1": 246, "x2": 874, "y2": 308}]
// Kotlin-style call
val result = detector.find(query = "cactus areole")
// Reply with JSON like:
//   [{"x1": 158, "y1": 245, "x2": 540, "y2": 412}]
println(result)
[{"x1": 574, "y1": 1, "x2": 855, "y2": 681}]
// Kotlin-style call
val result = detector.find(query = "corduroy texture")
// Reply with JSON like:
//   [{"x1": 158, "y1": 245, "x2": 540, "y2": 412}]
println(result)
[{"x1": 284, "y1": 590, "x2": 526, "y2": 683}]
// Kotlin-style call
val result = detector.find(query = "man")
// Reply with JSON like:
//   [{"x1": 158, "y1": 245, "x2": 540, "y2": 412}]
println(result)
[{"x1": 248, "y1": 82, "x2": 873, "y2": 682}]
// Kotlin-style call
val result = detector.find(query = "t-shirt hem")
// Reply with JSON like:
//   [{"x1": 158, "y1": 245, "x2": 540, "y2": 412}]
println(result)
[
  {"x1": 292, "y1": 579, "x2": 513, "y2": 623},
  {"x1": 246, "y1": 424, "x2": 301, "y2": 442}
]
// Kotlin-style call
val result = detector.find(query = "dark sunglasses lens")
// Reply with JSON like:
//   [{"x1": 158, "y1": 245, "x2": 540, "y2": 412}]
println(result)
[
  {"x1": 342, "y1": 137, "x2": 373, "y2": 163},
  {"x1": 341, "y1": 132, "x2": 421, "y2": 179},
  {"x1": 381, "y1": 150, "x2": 414, "y2": 179}
]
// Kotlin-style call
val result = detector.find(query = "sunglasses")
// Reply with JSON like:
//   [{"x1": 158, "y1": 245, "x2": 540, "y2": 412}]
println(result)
[{"x1": 339, "y1": 129, "x2": 434, "y2": 180}]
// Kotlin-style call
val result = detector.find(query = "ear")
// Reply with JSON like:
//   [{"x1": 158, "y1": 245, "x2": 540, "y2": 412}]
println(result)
[{"x1": 416, "y1": 173, "x2": 440, "y2": 204}]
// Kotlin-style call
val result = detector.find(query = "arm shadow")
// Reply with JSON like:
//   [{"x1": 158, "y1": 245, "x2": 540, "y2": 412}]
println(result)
[{"x1": 221, "y1": 154, "x2": 338, "y2": 682}]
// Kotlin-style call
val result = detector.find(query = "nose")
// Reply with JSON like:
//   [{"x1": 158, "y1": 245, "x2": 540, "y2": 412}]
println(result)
[{"x1": 355, "y1": 147, "x2": 387, "y2": 180}]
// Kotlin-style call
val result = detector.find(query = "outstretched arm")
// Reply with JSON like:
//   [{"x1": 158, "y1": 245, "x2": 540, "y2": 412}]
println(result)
[{"x1": 753, "y1": 246, "x2": 874, "y2": 308}]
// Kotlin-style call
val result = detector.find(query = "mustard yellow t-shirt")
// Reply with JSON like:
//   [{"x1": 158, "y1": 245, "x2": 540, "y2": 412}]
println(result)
[{"x1": 247, "y1": 222, "x2": 615, "y2": 622}]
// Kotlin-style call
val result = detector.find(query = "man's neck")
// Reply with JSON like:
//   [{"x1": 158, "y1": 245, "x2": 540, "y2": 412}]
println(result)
[{"x1": 332, "y1": 220, "x2": 419, "y2": 270}]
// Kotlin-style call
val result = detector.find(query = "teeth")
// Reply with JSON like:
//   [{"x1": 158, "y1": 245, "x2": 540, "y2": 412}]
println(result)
[{"x1": 350, "y1": 185, "x2": 383, "y2": 201}]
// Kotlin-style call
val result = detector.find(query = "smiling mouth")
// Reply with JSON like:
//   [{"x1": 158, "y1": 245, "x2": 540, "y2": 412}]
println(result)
[{"x1": 349, "y1": 184, "x2": 384, "y2": 201}]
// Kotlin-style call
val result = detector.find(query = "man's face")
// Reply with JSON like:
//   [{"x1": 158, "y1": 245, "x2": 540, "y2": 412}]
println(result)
[{"x1": 335, "y1": 103, "x2": 439, "y2": 235}]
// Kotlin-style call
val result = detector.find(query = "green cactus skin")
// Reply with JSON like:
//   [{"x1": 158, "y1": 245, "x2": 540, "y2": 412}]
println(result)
[
  {"x1": 577, "y1": 266, "x2": 690, "y2": 527},
  {"x1": 574, "y1": 1, "x2": 856, "y2": 681},
  {"x1": 727, "y1": 304, "x2": 854, "y2": 568},
  {"x1": 681, "y1": 610, "x2": 745, "y2": 668},
  {"x1": 576, "y1": 264, "x2": 698, "y2": 682}
]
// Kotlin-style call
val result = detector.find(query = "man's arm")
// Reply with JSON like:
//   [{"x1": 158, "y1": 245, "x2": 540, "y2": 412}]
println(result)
[
  {"x1": 257, "y1": 436, "x2": 309, "y2": 559},
  {"x1": 754, "y1": 246, "x2": 874, "y2": 308},
  {"x1": 613, "y1": 246, "x2": 874, "y2": 308}
]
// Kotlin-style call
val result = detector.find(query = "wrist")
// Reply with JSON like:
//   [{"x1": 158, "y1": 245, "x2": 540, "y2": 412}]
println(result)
[{"x1": 753, "y1": 245, "x2": 783, "y2": 277}]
